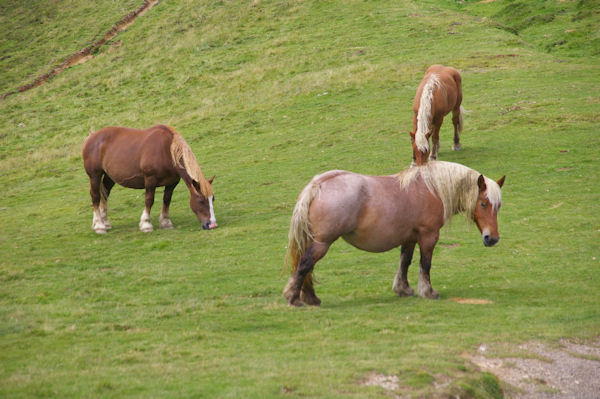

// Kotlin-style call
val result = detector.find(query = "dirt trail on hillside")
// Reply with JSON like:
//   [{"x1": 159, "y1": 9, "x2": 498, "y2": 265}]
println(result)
[{"x1": 2, "y1": 0, "x2": 159, "y2": 100}]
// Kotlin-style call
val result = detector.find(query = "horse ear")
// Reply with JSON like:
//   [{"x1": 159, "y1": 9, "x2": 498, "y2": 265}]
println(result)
[
  {"x1": 477, "y1": 175, "x2": 486, "y2": 192},
  {"x1": 191, "y1": 180, "x2": 201, "y2": 194},
  {"x1": 496, "y1": 175, "x2": 506, "y2": 188},
  {"x1": 208, "y1": 175, "x2": 215, "y2": 184}
]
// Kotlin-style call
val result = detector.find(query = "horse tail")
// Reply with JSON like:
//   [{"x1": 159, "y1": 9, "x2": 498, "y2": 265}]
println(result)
[
  {"x1": 458, "y1": 105, "x2": 465, "y2": 133},
  {"x1": 285, "y1": 180, "x2": 321, "y2": 288},
  {"x1": 168, "y1": 127, "x2": 214, "y2": 197},
  {"x1": 415, "y1": 73, "x2": 441, "y2": 153}
]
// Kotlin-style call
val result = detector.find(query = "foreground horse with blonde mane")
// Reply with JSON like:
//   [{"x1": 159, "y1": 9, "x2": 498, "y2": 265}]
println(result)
[
  {"x1": 411, "y1": 65, "x2": 464, "y2": 165},
  {"x1": 283, "y1": 161, "x2": 505, "y2": 306},
  {"x1": 82, "y1": 125, "x2": 217, "y2": 233}
]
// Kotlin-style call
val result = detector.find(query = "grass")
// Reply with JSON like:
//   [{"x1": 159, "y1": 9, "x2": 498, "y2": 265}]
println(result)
[{"x1": 0, "y1": 0, "x2": 599, "y2": 398}]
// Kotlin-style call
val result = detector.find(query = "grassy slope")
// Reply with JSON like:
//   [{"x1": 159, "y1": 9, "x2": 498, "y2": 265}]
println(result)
[{"x1": 0, "y1": 0, "x2": 598, "y2": 398}]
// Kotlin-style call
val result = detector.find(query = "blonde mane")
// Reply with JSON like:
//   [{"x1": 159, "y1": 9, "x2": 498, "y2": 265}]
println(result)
[
  {"x1": 168, "y1": 127, "x2": 214, "y2": 197},
  {"x1": 396, "y1": 161, "x2": 502, "y2": 222},
  {"x1": 415, "y1": 73, "x2": 442, "y2": 152}
]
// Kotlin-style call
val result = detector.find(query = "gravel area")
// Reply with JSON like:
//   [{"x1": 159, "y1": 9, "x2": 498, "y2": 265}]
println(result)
[{"x1": 467, "y1": 337, "x2": 600, "y2": 398}]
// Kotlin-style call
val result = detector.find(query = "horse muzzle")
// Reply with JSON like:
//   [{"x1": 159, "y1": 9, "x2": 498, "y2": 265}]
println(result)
[
  {"x1": 483, "y1": 234, "x2": 499, "y2": 247},
  {"x1": 202, "y1": 221, "x2": 218, "y2": 230}
]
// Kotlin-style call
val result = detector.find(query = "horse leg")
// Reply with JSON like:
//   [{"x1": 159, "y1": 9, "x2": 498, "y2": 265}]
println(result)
[
  {"x1": 429, "y1": 120, "x2": 442, "y2": 161},
  {"x1": 417, "y1": 233, "x2": 440, "y2": 299},
  {"x1": 139, "y1": 184, "x2": 156, "y2": 232},
  {"x1": 89, "y1": 174, "x2": 107, "y2": 234},
  {"x1": 452, "y1": 107, "x2": 462, "y2": 151},
  {"x1": 393, "y1": 243, "x2": 416, "y2": 297},
  {"x1": 159, "y1": 182, "x2": 178, "y2": 229},
  {"x1": 283, "y1": 241, "x2": 330, "y2": 307},
  {"x1": 100, "y1": 176, "x2": 115, "y2": 230}
]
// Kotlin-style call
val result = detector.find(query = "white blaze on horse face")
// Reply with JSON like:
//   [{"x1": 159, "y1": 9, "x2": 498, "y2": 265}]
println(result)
[{"x1": 208, "y1": 195, "x2": 217, "y2": 229}]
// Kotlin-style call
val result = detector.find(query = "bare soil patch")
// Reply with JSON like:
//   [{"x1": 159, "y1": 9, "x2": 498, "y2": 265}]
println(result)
[
  {"x1": 466, "y1": 337, "x2": 600, "y2": 398},
  {"x1": 450, "y1": 297, "x2": 494, "y2": 305}
]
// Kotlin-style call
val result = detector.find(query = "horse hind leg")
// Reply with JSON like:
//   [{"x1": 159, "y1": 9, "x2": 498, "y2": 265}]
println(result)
[
  {"x1": 283, "y1": 241, "x2": 330, "y2": 306},
  {"x1": 89, "y1": 174, "x2": 107, "y2": 234},
  {"x1": 100, "y1": 176, "x2": 115, "y2": 230},
  {"x1": 393, "y1": 243, "x2": 415, "y2": 297}
]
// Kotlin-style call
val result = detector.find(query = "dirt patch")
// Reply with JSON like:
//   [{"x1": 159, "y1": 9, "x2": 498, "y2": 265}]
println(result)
[
  {"x1": 362, "y1": 372, "x2": 400, "y2": 392},
  {"x1": 2, "y1": 0, "x2": 159, "y2": 100},
  {"x1": 466, "y1": 337, "x2": 600, "y2": 398},
  {"x1": 450, "y1": 297, "x2": 494, "y2": 305}
]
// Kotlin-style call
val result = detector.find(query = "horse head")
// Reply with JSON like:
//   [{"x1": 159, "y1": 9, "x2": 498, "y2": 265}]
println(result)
[
  {"x1": 473, "y1": 175, "x2": 505, "y2": 246},
  {"x1": 409, "y1": 130, "x2": 430, "y2": 166},
  {"x1": 190, "y1": 176, "x2": 217, "y2": 230}
]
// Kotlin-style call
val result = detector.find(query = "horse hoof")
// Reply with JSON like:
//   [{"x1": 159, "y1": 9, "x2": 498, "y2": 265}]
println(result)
[
  {"x1": 395, "y1": 287, "x2": 415, "y2": 297},
  {"x1": 288, "y1": 298, "x2": 304, "y2": 307},
  {"x1": 140, "y1": 225, "x2": 154, "y2": 233},
  {"x1": 94, "y1": 228, "x2": 107, "y2": 234},
  {"x1": 159, "y1": 222, "x2": 174, "y2": 229},
  {"x1": 300, "y1": 292, "x2": 321, "y2": 306},
  {"x1": 452, "y1": 144, "x2": 462, "y2": 151}
]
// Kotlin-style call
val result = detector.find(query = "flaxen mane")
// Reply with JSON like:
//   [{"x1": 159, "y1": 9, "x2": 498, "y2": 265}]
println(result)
[
  {"x1": 396, "y1": 161, "x2": 502, "y2": 222},
  {"x1": 415, "y1": 73, "x2": 442, "y2": 152},
  {"x1": 168, "y1": 127, "x2": 214, "y2": 197}
]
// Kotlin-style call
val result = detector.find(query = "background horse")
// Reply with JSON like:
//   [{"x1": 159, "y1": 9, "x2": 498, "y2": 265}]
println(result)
[
  {"x1": 283, "y1": 161, "x2": 505, "y2": 306},
  {"x1": 411, "y1": 65, "x2": 464, "y2": 165},
  {"x1": 82, "y1": 125, "x2": 217, "y2": 233}
]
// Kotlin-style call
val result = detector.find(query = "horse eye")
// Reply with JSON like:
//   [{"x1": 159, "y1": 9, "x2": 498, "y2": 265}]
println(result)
[{"x1": 480, "y1": 202, "x2": 486, "y2": 208}]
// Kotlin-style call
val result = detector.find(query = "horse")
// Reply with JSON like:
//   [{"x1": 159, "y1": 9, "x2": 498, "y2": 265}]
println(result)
[
  {"x1": 283, "y1": 161, "x2": 505, "y2": 306},
  {"x1": 411, "y1": 65, "x2": 464, "y2": 166},
  {"x1": 82, "y1": 125, "x2": 217, "y2": 233}
]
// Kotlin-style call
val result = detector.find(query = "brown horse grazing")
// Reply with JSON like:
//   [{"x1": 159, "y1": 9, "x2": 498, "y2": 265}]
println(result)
[
  {"x1": 283, "y1": 161, "x2": 505, "y2": 306},
  {"x1": 411, "y1": 65, "x2": 464, "y2": 165},
  {"x1": 82, "y1": 125, "x2": 217, "y2": 233}
]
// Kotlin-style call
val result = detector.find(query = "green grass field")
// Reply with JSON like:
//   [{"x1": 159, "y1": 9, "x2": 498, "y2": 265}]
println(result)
[{"x1": 1, "y1": 0, "x2": 598, "y2": 397}]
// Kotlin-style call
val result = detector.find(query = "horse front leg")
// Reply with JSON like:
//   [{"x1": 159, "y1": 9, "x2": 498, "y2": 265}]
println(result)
[
  {"x1": 393, "y1": 243, "x2": 415, "y2": 297},
  {"x1": 283, "y1": 241, "x2": 330, "y2": 307},
  {"x1": 417, "y1": 233, "x2": 440, "y2": 299},
  {"x1": 139, "y1": 185, "x2": 156, "y2": 232},
  {"x1": 159, "y1": 182, "x2": 178, "y2": 229},
  {"x1": 429, "y1": 122, "x2": 442, "y2": 161},
  {"x1": 452, "y1": 107, "x2": 462, "y2": 151}
]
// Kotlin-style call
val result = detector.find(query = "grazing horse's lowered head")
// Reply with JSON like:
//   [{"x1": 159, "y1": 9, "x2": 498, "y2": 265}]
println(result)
[
  {"x1": 170, "y1": 131, "x2": 218, "y2": 230},
  {"x1": 189, "y1": 175, "x2": 217, "y2": 230}
]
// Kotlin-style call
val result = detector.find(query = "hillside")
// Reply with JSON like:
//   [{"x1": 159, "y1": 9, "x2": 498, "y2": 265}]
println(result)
[{"x1": 0, "y1": 1, "x2": 598, "y2": 398}]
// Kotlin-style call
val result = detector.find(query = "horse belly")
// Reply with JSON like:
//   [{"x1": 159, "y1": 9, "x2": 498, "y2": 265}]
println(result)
[
  {"x1": 342, "y1": 225, "x2": 412, "y2": 253},
  {"x1": 102, "y1": 155, "x2": 146, "y2": 189}
]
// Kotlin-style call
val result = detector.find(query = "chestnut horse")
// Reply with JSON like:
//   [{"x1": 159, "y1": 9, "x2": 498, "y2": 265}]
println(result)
[
  {"x1": 283, "y1": 161, "x2": 505, "y2": 306},
  {"x1": 411, "y1": 65, "x2": 464, "y2": 165},
  {"x1": 82, "y1": 125, "x2": 217, "y2": 233}
]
